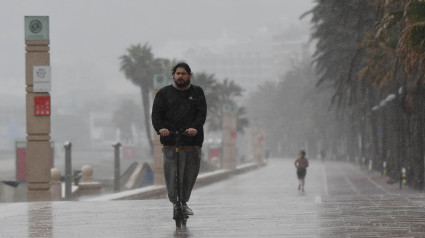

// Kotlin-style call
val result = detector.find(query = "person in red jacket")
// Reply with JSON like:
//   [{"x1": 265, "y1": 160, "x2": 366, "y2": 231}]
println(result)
[{"x1": 294, "y1": 150, "x2": 309, "y2": 192}]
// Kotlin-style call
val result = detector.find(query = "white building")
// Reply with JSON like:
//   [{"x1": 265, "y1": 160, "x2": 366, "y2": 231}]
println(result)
[{"x1": 182, "y1": 23, "x2": 311, "y2": 93}]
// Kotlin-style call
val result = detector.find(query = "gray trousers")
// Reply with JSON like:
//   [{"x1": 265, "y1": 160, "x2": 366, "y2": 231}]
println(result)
[{"x1": 162, "y1": 148, "x2": 201, "y2": 204}]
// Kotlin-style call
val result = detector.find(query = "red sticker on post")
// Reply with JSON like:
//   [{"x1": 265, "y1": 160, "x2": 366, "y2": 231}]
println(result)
[
  {"x1": 34, "y1": 96, "x2": 50, "y2": 116},
  {"x1": 231, "y1": 131, "x2": 237, "y2": 139}
]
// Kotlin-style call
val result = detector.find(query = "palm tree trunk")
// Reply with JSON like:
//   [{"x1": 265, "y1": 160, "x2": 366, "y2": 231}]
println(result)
[
  {"x1": 348, "y1": 114, "x2": 357, "y2": 162},
  {"x1": 417, "y1": 86, "x2": 425, "y2": 190},
  {"x1": 359, "y1": 79, "x2": 368, "y2": 164},
  {"x1": 410, "y1": 85, "x2": 425, "y2": 190},
  {"x1": 141, "y1": 86, "x2": 153, "y2": 153}
]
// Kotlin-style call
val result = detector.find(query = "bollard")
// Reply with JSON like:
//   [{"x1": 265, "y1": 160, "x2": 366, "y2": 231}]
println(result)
[
  {"x1": 400, "y1": 167, "x2": 407, "y2": 189},
  {"x1": 382, "y1": 161, "x2": 387, "y2": 176},
  {"x1": 50, "y1": 168, "x2": 62, "y2": 201},
  {"x1": 78, "y1": 165, "x2": 102, "y2": 196},
  {"x1": 81, "y1": 165, "x2": 94, "y2": 182},
  {"x1": 368, "y1": 160, "x2": 373, "y2": 171},
  {"x1": 64, "y1": 141, "x2": 72, "y2": 201},
  {"x1": 113, "y1": 142, "x2": 122, "y2": 192}
]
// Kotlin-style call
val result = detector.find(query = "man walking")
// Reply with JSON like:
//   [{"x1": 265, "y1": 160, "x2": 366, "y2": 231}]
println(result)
[{"x1": 151, "y1": 62, "x2": 207, "y2": 219}]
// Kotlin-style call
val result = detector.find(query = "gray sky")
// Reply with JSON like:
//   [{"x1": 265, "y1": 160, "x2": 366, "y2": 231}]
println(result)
[{"x1": 0, "y1": 0, "x2": 314, "y2": 106}]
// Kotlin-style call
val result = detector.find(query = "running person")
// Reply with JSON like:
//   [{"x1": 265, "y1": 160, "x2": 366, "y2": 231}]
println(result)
[
  {"x1": 294, "y1": 150, "x2": 309, "y2": 192},
  {"x1": 151, "y1": 62, "x2": 207, "y2": 219}
]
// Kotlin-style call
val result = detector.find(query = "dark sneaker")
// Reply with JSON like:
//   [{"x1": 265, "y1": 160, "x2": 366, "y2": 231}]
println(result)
[{"x1": 182, "y1": 203, "x2": 194, "y2": 215}]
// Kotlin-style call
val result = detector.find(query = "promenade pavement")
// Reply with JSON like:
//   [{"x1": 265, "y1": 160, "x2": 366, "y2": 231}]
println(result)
[{"x1": 0, "y1": 158, "x2": 423, "y2": 237}]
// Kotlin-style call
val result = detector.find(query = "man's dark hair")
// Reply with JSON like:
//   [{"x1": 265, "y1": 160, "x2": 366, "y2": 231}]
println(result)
[
  {"x1": 172, "y1": 62, "x2": 192, "y2": 75},
  {"x1": 300, "y1": 150, "x2": 306, "y2": 156}
]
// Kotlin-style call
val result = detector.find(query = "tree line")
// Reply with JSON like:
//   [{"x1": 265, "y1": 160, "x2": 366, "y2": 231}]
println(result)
[{"x1": 247, "y1": 0, "x2": 425, "y2": 189}]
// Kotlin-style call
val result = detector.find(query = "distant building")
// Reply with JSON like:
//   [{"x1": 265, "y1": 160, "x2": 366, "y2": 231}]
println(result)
[
  {"x1": 183, "y1": 35, "x2": 273, "y2": 93},
  {"x1": 182, "y1": 23, "x2": 311, "y2": 93}
]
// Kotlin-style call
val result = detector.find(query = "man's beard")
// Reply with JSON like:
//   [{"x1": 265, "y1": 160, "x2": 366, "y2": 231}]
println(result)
[{"x1": 175, "y1": 78, "x2": 190, "y2": 88}]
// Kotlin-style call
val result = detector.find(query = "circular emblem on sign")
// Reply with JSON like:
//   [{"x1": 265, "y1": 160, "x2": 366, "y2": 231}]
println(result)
[
  {"x1": 29, "y1": 20, "x2": 42, "y2": 33},
  {"x1": 36, "y1": 68, "x2": 47, "y2": 79}
]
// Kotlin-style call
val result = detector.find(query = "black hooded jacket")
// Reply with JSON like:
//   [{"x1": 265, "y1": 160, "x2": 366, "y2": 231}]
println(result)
[{"x1": 151, "y1": 84, "x2": 207, "y2": 147}]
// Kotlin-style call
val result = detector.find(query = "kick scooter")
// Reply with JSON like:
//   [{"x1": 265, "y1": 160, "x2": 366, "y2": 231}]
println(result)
[{"x1": 159, "y1": 130, "x2": 190, "y2": 229}]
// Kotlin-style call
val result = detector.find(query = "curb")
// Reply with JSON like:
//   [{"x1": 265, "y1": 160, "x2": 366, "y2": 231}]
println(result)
[{"x1": 86, "y1": 162, "x2": 261, "y2": 201}]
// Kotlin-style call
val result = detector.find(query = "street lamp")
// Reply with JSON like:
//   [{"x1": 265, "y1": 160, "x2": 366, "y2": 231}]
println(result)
[{"x1": 385, "y1": 94, "x2": 396, "y2": 103}]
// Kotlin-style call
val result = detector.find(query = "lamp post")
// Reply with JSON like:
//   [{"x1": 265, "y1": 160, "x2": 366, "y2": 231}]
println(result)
[
  {"x1": 371, "y1": 93, "x2": 398, "y2": 177},
  {"x1": 113, "y1": 142, "x2": 122, "y2": 192},
  {"x1": 64, "y1": 142, "x2": 72, "y2": 201}
]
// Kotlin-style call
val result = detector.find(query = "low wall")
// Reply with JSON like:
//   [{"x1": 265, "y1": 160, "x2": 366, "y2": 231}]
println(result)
[
  {"x1": 87, "y1": 162, "x2": 260, "y2": 201},
  {"x1": 234, "y1": 162, "x2": 260, "y2": 174}
]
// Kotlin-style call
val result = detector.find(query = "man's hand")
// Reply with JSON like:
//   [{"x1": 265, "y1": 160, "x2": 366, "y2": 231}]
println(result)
[
  {"x1": 159, "y1": 129, "x2": 170, "y2": 136},
  {"x1": 185, "y1": 128, "x2": 198, "y2": 136}
]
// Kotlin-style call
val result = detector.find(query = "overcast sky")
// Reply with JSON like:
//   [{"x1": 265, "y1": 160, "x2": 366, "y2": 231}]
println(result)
[{"x1": 0, "y1": 0, "x2": 314, "y2": 107}]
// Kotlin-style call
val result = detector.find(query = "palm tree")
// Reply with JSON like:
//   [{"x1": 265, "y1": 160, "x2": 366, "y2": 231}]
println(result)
[
  {"x1": 309, "y1": 0, "x2": 376, "y2": 106},
  {"x1": 374, "y1": 0, "x2": 425, "y2": 87},
  {"x1": 308, "y1": 0, "x2": 377, "y2": 161},
  {"x1": 374, "y1": 0, "x2": 425, "y2": 189},
  {"x1": 191, "y1": 72, "x2": 221, "y2": 117},
  {"x1": 307, "y1": 0, "x2": 425, "y2": 187},
  {"x1": 192, "y1": 73, "x2": 248, "y2": 133},
  {"x1": 120, "y1": 43, "x2": 161, "y2": 151}
]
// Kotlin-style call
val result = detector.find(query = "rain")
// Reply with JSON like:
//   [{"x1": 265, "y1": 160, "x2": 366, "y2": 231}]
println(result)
[{"x1": 0, "y1": 0, "x2": 425, "y2": 237}]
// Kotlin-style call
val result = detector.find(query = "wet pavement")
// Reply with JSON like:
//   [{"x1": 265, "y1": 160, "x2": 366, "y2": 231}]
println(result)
[{"x1": 0, "y1": 158, "x2": 423, "y2": 237}]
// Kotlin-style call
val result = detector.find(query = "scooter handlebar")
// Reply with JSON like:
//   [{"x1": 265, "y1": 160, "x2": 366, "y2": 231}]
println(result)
[{"x1": 156, "y1": 130, "x2": 189, "y2": 136}]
